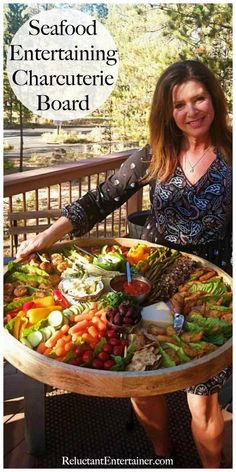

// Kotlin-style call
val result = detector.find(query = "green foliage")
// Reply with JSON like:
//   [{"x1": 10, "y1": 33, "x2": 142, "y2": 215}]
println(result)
[
  {"x1": 158, "y1": 3, "x2": 232, "y2": 110},
  {"x1": 4, "y1": 3, "x2": 232, "y2": 146}
]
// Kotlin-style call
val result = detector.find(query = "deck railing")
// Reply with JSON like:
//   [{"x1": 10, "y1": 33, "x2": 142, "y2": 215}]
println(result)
[{"x1": 4, "y1": 149, "x2": 146, "y2": 256}]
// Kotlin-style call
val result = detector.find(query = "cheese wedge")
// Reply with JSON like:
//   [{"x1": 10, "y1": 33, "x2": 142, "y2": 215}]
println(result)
[{"x1": 141, "y1": 301, "x2": 173, "y2": 327}]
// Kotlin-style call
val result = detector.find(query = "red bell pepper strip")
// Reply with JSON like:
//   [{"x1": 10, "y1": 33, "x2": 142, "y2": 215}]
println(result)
[
  {"x1": 22, "y1": 301, "x2": 36, "y2": 313},
  {"x1": 53, "y1": 289, "x2": 70, "y2": 309}
]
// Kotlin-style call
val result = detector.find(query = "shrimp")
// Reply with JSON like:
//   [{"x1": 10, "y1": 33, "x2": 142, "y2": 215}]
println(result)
[
  {"x1": 166, "y1": 326, "x2": 177, "y2": 336},
  {"x1": 13, "y1": 286, "x2": 28, "y2": 297},
  {"x1": 38, "y1": 283, "x2": 50, "y2": 290},
  {"x1": 49, "y1": 274, "x2": 61, "y2": 286},
  {"x1": 4, "y1": 283, "x2": 14, "y2": 296},
  {"x1": 27, "y1": 281, "x2": 39, "y2": 288},
  {"x1": 221, "y1": 313, "x2": 232, "y2": 324},
  {"x1": 39, "y1": 261, "x2": 54, "y2": 274},
  {"x1": 50, "y1": 253, "x2": 64, "y2": 263},
  {"x1": 165, "y1": 348, "x2": 181, "y2": 365},
  {"x1": 34, "y1": 290, "x2": 49, "y2": 298},
  {"x1": 147, "y1": 325, "x2": 167, "y2": 336},
  {"x1": 180, "y1": 331, "x2": 204, "y2": 343},
  {"x1": 56, "y1": 262, "x2": 68, "y2": 273}
]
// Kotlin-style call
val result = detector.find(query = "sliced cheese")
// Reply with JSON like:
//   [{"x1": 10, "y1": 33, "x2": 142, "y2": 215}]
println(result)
[{"x1": 141, "y1": 301, "x2": 173, "y2": 327}]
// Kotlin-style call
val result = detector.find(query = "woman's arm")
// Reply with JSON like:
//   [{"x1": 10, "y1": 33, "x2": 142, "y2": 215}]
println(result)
[
  {"x1": 61, "y1": 145, "x2": 151, "y2": 237},
  {"x1": 16, "y1": 145, "x2": 151, "y2": 258}
]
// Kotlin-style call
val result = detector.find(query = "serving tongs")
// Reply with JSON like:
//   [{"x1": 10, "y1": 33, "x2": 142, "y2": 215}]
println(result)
[
  {"x1": 74, "y1": 244, "x2": 120, "y2": 276},
  {"x1": 169, "y1": 293, "x2": 185, "y2": 336}
]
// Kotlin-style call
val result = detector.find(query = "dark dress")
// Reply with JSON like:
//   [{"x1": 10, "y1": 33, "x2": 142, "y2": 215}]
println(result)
[{"x1": 62, "y1": 145, "x2": 232, "y2": 394}]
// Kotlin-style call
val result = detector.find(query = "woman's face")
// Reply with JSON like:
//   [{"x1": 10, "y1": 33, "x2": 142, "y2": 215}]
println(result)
[{"x1": 172, "y1": 80, "x2": 215, "y2": 139}]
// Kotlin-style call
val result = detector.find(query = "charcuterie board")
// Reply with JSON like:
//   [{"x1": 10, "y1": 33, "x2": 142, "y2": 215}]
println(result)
[{"x1": 4, "y1": 238, "x2": 232, "y2": 397}]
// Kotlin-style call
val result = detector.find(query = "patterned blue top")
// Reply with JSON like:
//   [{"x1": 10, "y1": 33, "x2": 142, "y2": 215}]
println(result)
[{"x1": 151, "y1": 152, "x2": 232, "y2": 245}]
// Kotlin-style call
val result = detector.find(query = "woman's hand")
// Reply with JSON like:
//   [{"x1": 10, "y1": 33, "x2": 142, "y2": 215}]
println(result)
[
  {"x1": 16, "y1": 231, "x2": 56, "y2": 259},
  {"x1": 15, "y1": 216, "x2": 74, "y2": 259}
]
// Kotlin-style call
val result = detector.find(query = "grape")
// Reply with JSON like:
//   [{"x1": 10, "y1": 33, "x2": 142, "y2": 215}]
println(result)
[
  {"x1": 125, "y1": 307, "x2": 135, "y2": 318},
  {"x1": 113, "y1": 313, "x2": 123, "y2": 325},
  {"x1": 124, "y1": 318, "x2": 133, "y2": 326},
  {"x1": 118, "y1": 303, "x2": 128, "y2": 315}
]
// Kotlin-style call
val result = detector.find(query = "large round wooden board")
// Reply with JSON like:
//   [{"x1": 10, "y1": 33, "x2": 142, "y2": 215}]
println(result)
[{"x1": 4, "y1": 238, "x2": 232, "y2": 397}]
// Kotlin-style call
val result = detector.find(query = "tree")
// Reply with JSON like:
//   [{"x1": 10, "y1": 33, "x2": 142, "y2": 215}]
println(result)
[
  {"x1": 4, "y1": 4, "x2": 30, "y2": 171},
  {"x1": 157, "y1": 3, "x2": 232, "y2": 109}
]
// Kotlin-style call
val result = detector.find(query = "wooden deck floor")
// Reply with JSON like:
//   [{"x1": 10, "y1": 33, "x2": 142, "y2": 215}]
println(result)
[{"x1": 4, "y1": 359, "x2": 232, "y2": 469}]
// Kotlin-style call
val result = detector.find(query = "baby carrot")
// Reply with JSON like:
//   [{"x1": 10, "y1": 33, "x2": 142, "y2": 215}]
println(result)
[
  {"x1": 36, "y1": 342, "x2": 46, "y2": 354},
  {"x1": 74, "y1": 309, "x2": 97, "y2": 322},
  {"x1": 56, "y1": 338, "x2": 66, "y2": 348},
  {"x1": 45, "y1": 330, "x2": 62, "y2": 348},
  {"x1": 97, "y1": 320, "x2": 107, "y2": 331},
  {"x1": 61, "y1": 324, "x2": 69, "y2": 334},
  {"x1": 93, "y1": 316, "x2": 106, "y2": 330},
  {"x1": 64, "y1": 341, "x2": 74, "y2": 352},
  {"x1": 81, "y1": 332, "x2": 96, "y2": 344},
  {"x1": 69, "y1": 319, "x2": 89, "y2": 334},
  {"x1": 44, "y1": 347, "x2": 53, "y2": 356},
  {"x1": 62, "y1": 334, "x2": 72, "y2": 343},
  {"x1": 100, "y1": 313, "x2": 108, "y2": 322},
  {"x1": 55, "y1": 345, "x2": 67, "y2": 357},
  {"x1": 87, "y1": 325, "x2": 99, "y2": 339}
]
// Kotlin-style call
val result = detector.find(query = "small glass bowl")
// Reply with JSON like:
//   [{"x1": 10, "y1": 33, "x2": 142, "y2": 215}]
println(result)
[
  {"x1": 58, "y1": 278, "x2": 104, "y2": 304},
  {"x1": 109, "y1": 274, "x2": 152, "y2": 304}
]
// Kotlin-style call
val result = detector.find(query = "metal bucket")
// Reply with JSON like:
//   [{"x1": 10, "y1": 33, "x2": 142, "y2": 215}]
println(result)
[{"x1": 127, "y1": 210, "x2": 151, "y2": 239}]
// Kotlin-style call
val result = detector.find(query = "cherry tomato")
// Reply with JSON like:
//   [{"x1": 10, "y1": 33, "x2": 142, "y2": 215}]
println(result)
[
  {"x1": 97, "y1": 332, "x2": 107, "y2": 341},
  {"x1": 120, "y1": 339, "x2": 128, "y2": 347},
  {"x1": 107, "y1": 329, "x2": 117, "y2": 338},
  {"x1": 91, "y1": 358, "x2": 104, "y2": 369},
  {"x1": 113, "y1": 345, "x2": 124, "y2": 356},
  {"x1": 103, "y1": 360, "x2": 115, "y2": 370},
  {"x1": 75, "y1": 346, "x2": 85, "y2": 356},
  {"x1": 82, "y1": 350, "x2": 93, "y2": 363},
  {"x1": 69, "y1": 358, "x2": 81, "y2": 366},
  {"x1": 109, "y1": 338, "x2": 121, "y2": 346},
  {"x1": 97, "y1": 351, "x2": 109, "y2": 361},
  {"x1": 102, "y1": 344, "x2": 113, "y2": 354}
]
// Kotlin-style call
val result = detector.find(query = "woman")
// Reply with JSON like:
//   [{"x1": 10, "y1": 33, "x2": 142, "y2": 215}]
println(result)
[{"x1": 16, "y1": 60, "x2": 232, "y2": 468}]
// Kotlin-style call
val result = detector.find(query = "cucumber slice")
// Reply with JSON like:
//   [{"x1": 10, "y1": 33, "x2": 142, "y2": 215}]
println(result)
[
  {"x1": 48, "y1": 310, "x2": 63, "y2": 328},
  {"x1": 63, "y1": 308, "x2": 72, "y2": 318},
  {"x1": 40, "y1": 327, "x2": 52, "y2": 341},
  {"x1": 21, "y1": 338, "x2": 33, "y2": 349},
  {"x1": 70, "y1": 305, "x2": 80, "y2": 315},
  {"x1": 47, "y1": 326, "x2": 56, "y2": 336},
  {"x1": 27, "y1": 331, "x2": 43, "y2": 348}
]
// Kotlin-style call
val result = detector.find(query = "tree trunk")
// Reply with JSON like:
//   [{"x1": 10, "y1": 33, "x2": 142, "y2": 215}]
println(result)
[{"x1": 19, "y1": 102, "x2": 24, "y2": 172}]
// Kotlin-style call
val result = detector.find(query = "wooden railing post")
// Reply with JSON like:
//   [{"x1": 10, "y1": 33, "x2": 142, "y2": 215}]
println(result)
[{"x1": 127, "y1": 188, "x2": 143, "y2": 215}]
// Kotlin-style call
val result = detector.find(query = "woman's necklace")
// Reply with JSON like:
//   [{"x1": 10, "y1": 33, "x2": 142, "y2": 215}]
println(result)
[{"x1": 184, "y1": 145, "x2": 211, "y2": 174}]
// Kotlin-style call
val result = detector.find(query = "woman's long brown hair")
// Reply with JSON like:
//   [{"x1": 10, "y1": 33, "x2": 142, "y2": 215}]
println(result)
[{"x1": 147, "y1": 60, "x2": 232, "y2": 183}]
